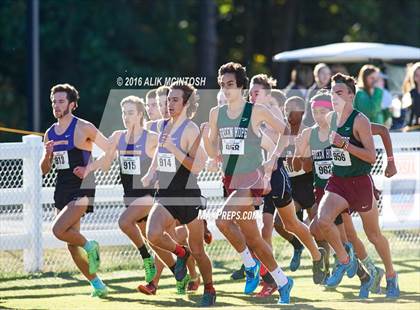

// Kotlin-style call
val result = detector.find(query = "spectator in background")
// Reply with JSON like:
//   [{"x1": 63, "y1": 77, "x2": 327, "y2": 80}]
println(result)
[
  {"x1": 303, "y1": 63, "x2": 331, "y2": 126},
  {"x1": 376, "y1": 72, "x2": 393, "y2": 128},
  {"x1": 284, "y1": 65, "x2": 313, "y2": 100},
  {"x1": 402, "y1": 62, "x2": 420, "y2": 127},
  {"x1": 330, "y1": 64, "x2": 349, "y2": 76},
  {"x1": 354, "y1": 65, "x2": 384, "y2": 124}
]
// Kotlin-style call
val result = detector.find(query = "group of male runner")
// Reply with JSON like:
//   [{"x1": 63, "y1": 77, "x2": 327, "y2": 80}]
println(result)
[{"x1": 40, "y1": 61, "x2": 399, "y2": 307}]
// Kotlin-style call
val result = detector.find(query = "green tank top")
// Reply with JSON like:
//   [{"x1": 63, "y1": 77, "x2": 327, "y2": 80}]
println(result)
[
  {"x1": 309, "y1": 126, "x2": 332, "y2": 188},
  {"x1": 217, "y1": 102, "x2": 262, "y2": 175},
  {"x1": 330, "y1": 110, "x2": 372, "y2": 177}
]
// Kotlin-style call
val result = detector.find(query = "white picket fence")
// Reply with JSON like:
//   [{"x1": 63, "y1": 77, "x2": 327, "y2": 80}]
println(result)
[{"x1": 0, "y1": 133, "x2": 419, "y2": 273}]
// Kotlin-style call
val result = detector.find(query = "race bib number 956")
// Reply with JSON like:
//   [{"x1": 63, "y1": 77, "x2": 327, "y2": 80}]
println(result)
[{"x1": 331, "y1": 147, "x2": 351, "y2": 166}]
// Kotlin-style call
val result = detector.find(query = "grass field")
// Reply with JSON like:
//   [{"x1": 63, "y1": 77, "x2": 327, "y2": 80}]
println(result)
[{"x1": 0, "y1": 256, "x2": 419, "y2": 310}]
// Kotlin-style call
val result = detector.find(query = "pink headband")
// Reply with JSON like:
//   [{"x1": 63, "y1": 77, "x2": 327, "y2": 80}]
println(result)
[{"x1": 311, "y1": 100, "x2": 333, "y2": 109}]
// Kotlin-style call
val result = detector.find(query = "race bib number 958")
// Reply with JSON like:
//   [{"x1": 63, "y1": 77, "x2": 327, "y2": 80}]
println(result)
[{"x1": 222, "y1": 139, "x2": 244, "y2": 155}]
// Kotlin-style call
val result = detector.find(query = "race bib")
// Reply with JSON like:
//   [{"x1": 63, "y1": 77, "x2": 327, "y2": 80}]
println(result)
[
  {"x1": 53, "y1": 151, "x2": 70, "y2": 170},
  {"x1": 119, "y1": 155, "x2": 141, "y2": 175},
  {"x1": 331, "y1": 147, "x2": 351, "y2": 166},
  {"x1": 158, "y1": 153, "x2": 176, "y2": 172},
  {"x1": 314, "y1": 160, "x2": 332, "y2": 179},
  {"x1": 222, "y1": 139, "x2": 244, "y2": 155}
]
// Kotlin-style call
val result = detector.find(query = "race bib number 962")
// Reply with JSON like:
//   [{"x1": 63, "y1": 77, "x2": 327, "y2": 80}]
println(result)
[{"x1": 314, "y1": 160, "x2": 332, "y2": 179}]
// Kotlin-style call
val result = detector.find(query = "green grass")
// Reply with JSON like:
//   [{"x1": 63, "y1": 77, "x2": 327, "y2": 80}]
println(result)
[{"x1": 0, "y1": 257, "x2": 419, "y2": 310}]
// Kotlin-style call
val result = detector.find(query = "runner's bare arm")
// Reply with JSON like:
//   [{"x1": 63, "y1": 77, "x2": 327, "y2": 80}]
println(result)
[
  {"x1": 293, "y1": 128, "x2": 312, "y2": 172},
  {"x1": 40, "y1": 130, "x2": 54, "y2": 175},
  {"x1": 86, "y1": 131, "x2": 120, "y2": 173},
  {"x1": 371, "y1": 123, "x2": 397, "y2": 177},
  {"x1": 344, "y1": 114, "x2": 376, "y2": 164},
  {"x1": 202, "y1": 107, "x2": 220, "y2": 159},
  {"x1": 171, "y1": 123, "x2": 206, "y2": 174}
]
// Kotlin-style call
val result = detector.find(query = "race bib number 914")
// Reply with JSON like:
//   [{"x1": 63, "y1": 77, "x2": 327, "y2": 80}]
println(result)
[{"x1": 158, "y1": 153, "x2": 176, "y2": 172}]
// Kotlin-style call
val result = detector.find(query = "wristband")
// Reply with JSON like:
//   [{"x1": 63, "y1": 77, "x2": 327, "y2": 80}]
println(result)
[
  {"x1": 343, "y1": 140, "x2": 349, "y2": 150},
  {"x1": 387, "y1": 156, "x2": 394, "y2": 162}
]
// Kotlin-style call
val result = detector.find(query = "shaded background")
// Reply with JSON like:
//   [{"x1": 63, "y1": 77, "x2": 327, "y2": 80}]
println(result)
[{"x1": 0, "y1": 0, "x2": 419, "y2": 141}]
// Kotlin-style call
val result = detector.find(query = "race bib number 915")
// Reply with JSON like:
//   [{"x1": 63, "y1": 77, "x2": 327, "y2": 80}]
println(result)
[
  {"x1": 222, "y1": 139, "x2": 244, "y2": 155},
  {"x1": 53, "y1": 151, "x2": 70, "y2": 170},
  {"x1": 120, "y1": 156, "x2": 141, "y2": 175}
]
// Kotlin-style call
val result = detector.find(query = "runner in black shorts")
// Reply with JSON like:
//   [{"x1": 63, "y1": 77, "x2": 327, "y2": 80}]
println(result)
[
  {"x1": 85, "y1": 95, "x2": 174, "y2": 293},
  {"x1": 143, "y1": 82, "x2": 216, "y2": 306},
  {"x1": 273, "y1": 96, "x2": 319, "y2": 274},
  {"x1": 40, "y1": 84, "x2": 110, "y2": 297}
]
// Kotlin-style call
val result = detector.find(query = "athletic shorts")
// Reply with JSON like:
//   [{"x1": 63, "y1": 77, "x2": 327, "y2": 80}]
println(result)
[
  {"x1": 326, "y1": 174, "x2": 373, "y2": 214},
  {"x1": 223, "y1": 184, "x2": 260, "y2": 211},
  {"x1": 314, "y1": 186, "x2": 343, "y2": 225},
  {"x1": 155, "y1": 189, "x2": 205, "y2": 225},
  {"x1": 54, "y1": 187, "x2": 95, "y2": 213},
  {"x1": 290, "y1": 172, "x2": 315, "y2": 209},
  {"x1": 123, "y1": 189, "x2": 155, "y2": 207},
  {"x1": 223, "y1": 169, "x2": 265, "y2": 198},
  {"x1": 263, "y1": 164, "x2": 292, "y2": 214}
]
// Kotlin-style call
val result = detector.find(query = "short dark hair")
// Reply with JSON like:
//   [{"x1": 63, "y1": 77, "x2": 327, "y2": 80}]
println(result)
[
  {"x1": 270, "y1": 89, "x2": 287, "y2": 108},
  {"x1": 218, "y1": 62, "x2": 249, "y2": 89},
  {"x1": 50, "y1": 83, "x2": 80, "y2": 110},
  {"x1": 250, "y1": 74, "x2": 277, "y2": 94},
  {"x1": 169, "y1": 82, "x2": 199, "y2": 119},
  {"x1": 146, "y1": 89, "x2": 156, "y2": 100},
  {"x1": 310, "y1": 89, "x2": 331, "y2": 103},
  {"x1": 331, "y1": 73, "x2": 356, "y2": 94},
  {"x1": 285, "y1": 96, "x2": 305, "y2": 111},
  {"x1": 156, "y1": 85, "x2": 170, "y2": 97}
]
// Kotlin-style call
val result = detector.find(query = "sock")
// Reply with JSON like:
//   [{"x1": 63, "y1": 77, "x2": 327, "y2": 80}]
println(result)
[
  {"x1": 83, "y1": 240, "x2": 94, "y2": 252},
  {"x1": 240, "y1": 248, "x2": 256, "y2": 268},
  {"x1": 269, "y1": 266, "x2": 288, "y2": 288},
  {"x1": 362, "y1": 256, "x2": 376, "y2": 274},
  {"x1": 204, "y1": 282, "x2": 215, "y2": 294},
  {"x1": 262, "y1": 271, "x2": 276, "y2": 285},
  {"x1": 169, "y1": 264, "x2": 176, "y2": 274},
  {"x1": 138, "y1": 244, "x2": 151, "y2": 259},
  {"x1": 90, "y1": 276, "x2": 106, "y2": 289},
  {"x1": 290, "y1": 236, "x2": 304, "y2": 250},
  {"x1": 356, "y1": 260, "x2": 370, "y2": 282},
  {"x1": 317, "y1": 240, "x2": 330, "y2": 272},
  {"x1": 173, "y1": 244, "x2": 186, "y2": 257}
]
